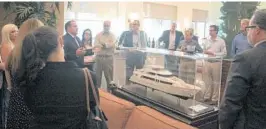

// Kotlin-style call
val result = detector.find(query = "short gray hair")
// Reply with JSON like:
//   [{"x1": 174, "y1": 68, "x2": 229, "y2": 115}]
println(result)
[
  {"x1": 241, "y1": 19, "x2": 249, "y2": 24},
  {"x1": 252, "y1": 9, "x2": 266, "y2": 30}
]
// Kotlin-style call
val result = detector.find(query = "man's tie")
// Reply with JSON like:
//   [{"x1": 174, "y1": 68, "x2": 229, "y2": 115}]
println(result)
[{"x1": 74, "y1": 37, "x2": 80, "y2": 47}]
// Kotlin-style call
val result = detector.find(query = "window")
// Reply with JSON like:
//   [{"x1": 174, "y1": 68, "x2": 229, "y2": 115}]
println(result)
[
  {"x1": 192, "y1": 21, "x2": 208, "y2": 46},
  {"x1": 143, "y1": 18, "x2": 172, "y2": 42},
  {"x1": 64, "y1": 12, "x2": 123, "y2": 44}
]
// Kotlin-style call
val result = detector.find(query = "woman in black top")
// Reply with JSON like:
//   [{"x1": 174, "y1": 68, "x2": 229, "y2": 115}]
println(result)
[
  {"x1": 82, "y1": 29, "x2": 95, "y2": 71},
  {"x1": 7, "y1": 27, "x2": 98, "y2": 129}
]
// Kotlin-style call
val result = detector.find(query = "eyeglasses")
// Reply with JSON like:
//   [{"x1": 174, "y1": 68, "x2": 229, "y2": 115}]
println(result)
[{"x1": 245, "y1": 25, "x2": 257, "y2": 31}]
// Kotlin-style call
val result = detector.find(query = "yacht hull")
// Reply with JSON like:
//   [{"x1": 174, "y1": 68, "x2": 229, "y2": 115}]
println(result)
[{"x1": 129, "y1": 73, "x2": 200, "y2": 98}]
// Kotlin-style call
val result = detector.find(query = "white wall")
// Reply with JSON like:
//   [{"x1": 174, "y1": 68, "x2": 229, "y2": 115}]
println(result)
[{"x1": 64, "y1": 1, "x2": 266, "y2": 32}]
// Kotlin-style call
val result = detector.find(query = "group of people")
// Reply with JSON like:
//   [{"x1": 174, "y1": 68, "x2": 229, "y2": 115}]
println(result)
[
  {"x1": 219, "y1": 9, "x2": 266, "y2": 129},
  {"x1": 64, "y1": 20, "x2": 116, "y2": 92},
  {"x1": 0, "y1": 19, "x2": 104, "y2": 128},
  {"x1": 153, "y1": 22, "x2": 227, "y2": 105},
  {"x1": 0, "y1": 7, "x2": 265, "y2": 129},
  {"x1": 117, "y1": 9, "x2": 266, "y2": 129}
]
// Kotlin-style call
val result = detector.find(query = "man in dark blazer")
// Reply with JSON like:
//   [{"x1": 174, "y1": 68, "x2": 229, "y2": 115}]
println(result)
[
  {"x1": 122, "y1": 20, "x2": 148, "y2": 48},
  {"x1": 118, "y1": 23, "x2": 133, "y2": 46},
  {"x1": 158, "y1": 22, "x2": 183, "y2": 75},
  {"x1": 219, "y1": 9, "x2": 266, "y2": 129},
  {"x1": 121, "y1": 20, "x2": 147, "y2": 80},
  {"x1": 63, "y1": 20, "x2": 85, "y2": 67},
  {"x1": 158, "y1": 22, "x2": 184, "y2": 50}
]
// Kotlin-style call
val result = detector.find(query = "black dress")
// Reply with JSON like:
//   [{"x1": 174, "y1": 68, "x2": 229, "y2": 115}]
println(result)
[
  {"x1": 84, "y1": 48, "x2": 95, "y2": 71},
  {"x1": 7, "y1": 62, "x2": 98, "y2": 129}
]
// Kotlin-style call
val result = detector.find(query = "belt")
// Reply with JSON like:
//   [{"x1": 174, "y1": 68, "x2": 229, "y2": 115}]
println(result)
[{"x1": 96, "y1": 55, "x2": 112, "y2": 58}]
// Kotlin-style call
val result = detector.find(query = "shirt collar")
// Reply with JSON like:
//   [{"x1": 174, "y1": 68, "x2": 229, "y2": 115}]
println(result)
[
  {"x1": 254, "y1": 39, "x2": 266, "y2": 47},
  {"x1": 241, "y1": 32, "x2": 247, "y2": 36},
  {"x1": 208, "y1": 36, "x2": 221, "y2": 42},
  {"x1": 133, "y1": 30, "x2": 140, "y2": 35},
  {"x1": 170, "y1": 30, "x2": 176, "y2": 34},
  {"x1": 68, "y1": 33, "x2": 76, "y2": 38}
]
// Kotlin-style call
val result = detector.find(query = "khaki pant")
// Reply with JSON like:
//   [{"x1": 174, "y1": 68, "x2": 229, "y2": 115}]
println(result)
[
  {"x1": 202, "y1": 61, "x2": 222, "y2": 102},
  {"x1": 179, "y1": 58, "x2": 196, "y2": 84},
  {"x1": 95, "y1": 55, "x2": 113, "y2": 91}
]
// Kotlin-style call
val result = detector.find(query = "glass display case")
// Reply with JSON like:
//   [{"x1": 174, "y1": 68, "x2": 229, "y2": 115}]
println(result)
[{"x1": 112, "y1": 47, "x2": 223, "y2": 128}]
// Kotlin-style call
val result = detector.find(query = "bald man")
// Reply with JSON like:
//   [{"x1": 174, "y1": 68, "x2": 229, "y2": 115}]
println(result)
[{"x1": 94, "y1": 21, "x2": 116, "y2": 92}]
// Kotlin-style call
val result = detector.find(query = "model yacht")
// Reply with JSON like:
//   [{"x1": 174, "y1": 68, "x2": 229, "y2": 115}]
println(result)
[{"x1": 129, "y1": 65, "x2": 201, "y2": 97}]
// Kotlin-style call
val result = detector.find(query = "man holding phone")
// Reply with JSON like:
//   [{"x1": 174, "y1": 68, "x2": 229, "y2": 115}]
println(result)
[
  {"x1": 94, "y1": 21, "x2": 116, "y2": 91},
  {"x1": 63, "y1": 20, "x2": 86, "y2": 67}
]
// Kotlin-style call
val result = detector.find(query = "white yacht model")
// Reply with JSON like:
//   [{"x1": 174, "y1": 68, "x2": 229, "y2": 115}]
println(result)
[{"x1": 129, "y1": 65, "x2": 201, "y2": 97}]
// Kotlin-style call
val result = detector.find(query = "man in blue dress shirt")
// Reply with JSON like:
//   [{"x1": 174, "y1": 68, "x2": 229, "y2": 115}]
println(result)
[{"x1": 231, "y1": 19, "x2": 253, "y2": 57}]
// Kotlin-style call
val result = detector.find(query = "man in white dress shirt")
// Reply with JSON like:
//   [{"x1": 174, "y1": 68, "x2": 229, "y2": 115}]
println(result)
[{"x1": 202, "y1": 25, "x2": 227, "y2": 105}]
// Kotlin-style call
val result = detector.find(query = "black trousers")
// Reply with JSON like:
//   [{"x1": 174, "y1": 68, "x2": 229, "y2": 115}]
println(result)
[
  {"x1": 0, "y1": 72, "x2": 7, "y2": 129},
  {"x1": 125, "y1": 51, "x2": 146, "y2": 81}
]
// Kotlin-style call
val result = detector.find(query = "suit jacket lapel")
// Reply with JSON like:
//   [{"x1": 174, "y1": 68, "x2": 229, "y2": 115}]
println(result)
[
  {"x1": 69, "y1": 34, "x2": 81, "y2": 48},
  {"x1": 76, "y1": 37, "x2": 83, "y2": 47}
]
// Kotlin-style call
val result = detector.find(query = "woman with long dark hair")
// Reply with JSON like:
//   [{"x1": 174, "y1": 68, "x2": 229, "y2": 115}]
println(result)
[
  {"x1": 7, "y1": 27, "x2": 100, "y2": 129},
  {"x1": 82, "y1": 29, "x2": 93, "y2": 48},
  {"x1": 82, "y1": 29, "x2": 95, "y2": 71}
]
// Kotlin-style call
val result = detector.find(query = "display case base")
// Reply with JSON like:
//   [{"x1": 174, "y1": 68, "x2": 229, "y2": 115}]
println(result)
[{"x1": 112, "y1": 87, "x2": 219, "y2": 129}]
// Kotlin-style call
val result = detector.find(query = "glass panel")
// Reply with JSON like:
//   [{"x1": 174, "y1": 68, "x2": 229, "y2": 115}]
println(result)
[
  {"x1": 113, "y1": 48, "x2": 223, "y2": 117},
  {"x1": 192, "y1": 21, "x2": 207, "y2": 47}
]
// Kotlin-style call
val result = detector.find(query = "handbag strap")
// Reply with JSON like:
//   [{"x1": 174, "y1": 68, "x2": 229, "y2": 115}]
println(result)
[
  {"x1": 84, "y1": 68, "x2": 100, "y2": 108},
  {"x1": 83, "y1": 68, "x2": 90, "y2": 113}
]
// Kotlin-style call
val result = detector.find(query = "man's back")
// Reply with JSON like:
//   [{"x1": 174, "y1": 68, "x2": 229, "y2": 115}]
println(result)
[
  {"x1": 242, "y1": 43, "x2": 266, "y2": 128},
  {"x1": 219, "y1": 42, "x2": 266, "y2": 129}
]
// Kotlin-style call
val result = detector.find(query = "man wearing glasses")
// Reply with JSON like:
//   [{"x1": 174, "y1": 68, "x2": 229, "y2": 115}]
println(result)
[
  {"x1": 219, "y1": 9, "x2": 266, "y2": 129},
  {"x1": 231, "y1": 19, "x2": 253, "y2": 57},
  {"x1": 202, "y1": 25, "x2": 227, "y2": 105}
]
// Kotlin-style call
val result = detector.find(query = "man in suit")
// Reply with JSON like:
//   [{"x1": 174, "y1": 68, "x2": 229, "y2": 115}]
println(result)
[
  {"x1": 121, "y1": 20, "x2": 147, "y2": 80},
  {"x1": 63, "y1": 20, "x2": 85, "y2": 67},
  {"x1": 122, "y1": 20, "x2": 148, "y2": 48},
  {"x1": 118, "y1": 22, "x2": 133, "y2": 46},
  {"x1": 158, "y1": 22, "x2": 183, "y2": 75},
  {"x1": 219, "y1": 9, "x2": 266, "y2": 129},
  {"x1": 158, "y1": 22, "x2": 184, "y2": 50}
]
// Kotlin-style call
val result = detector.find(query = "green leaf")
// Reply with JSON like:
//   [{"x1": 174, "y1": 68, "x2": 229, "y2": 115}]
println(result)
[{"x1": 2, "y1": 2, "x2": 59, "y2": 28}]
